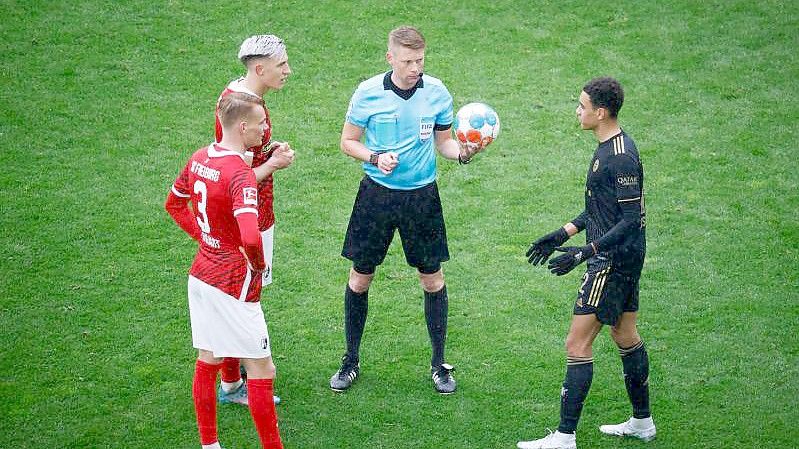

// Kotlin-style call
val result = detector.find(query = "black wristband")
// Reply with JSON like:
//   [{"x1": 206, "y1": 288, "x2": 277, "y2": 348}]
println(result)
[
  {"x1": 369, "y1": 153, "x2": 379, "y2": 166},
  {"x1": 458, "y1": 154, "x2": 471, "y2": 165}
]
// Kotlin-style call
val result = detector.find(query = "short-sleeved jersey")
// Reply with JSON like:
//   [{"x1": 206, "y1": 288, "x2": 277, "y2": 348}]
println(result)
[
  {"x1": 215, "y1": 78, "x2": 275, "y2": 231},
  {"x1": 345, "y1": 71, "x2": 454, "y2": 190},
  {"x1": 171, "y1": 143, "x2": 263, "y2": 302},
  {"x1": 584, "y1": 131, "x2": 646, "y2": 271}
]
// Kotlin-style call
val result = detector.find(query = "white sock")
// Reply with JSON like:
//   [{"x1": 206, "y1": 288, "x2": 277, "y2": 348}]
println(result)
[
  {"x1": 220, "y1": 379, "x2": 243, "y2": 393},
  {"x1": 630, "y1": 416, "x2": 654, "y2": 428},
  {"x1": 553, "y1": 431, "x2": 575, "y2": 441},
  {"x1": 202, "y1": 442, "x2": 222, "y2": 449}
]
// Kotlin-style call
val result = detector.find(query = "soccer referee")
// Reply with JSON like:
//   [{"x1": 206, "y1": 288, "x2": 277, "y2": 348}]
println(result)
[
  {"x1": 518, "y1": 77, "x2": 655, "y2": 449},
  {"x1": 329, "y1": 26, "x2": 483, "y2": 395}
]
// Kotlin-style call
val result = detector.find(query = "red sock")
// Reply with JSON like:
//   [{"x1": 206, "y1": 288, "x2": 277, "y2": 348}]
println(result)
[
  {"x1": 248, "y1": 378, "x2": 283, "y2": 449},
  {"x1": 220, "y1": 358, "x2": 242, "y2": 383},
  {"x1": 193, "y1": 360, "x2": 221, "y2": 445}
]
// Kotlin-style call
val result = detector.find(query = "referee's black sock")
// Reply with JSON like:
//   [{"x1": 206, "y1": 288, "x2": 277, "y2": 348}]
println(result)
[
  {"x1": 424, "y1": 285, "x2": 448, "y2": 368},
  {"x1": 344, "y1": 285, "x2": 368, "y2": 362},
  {"x1": 620, "y1": 340, "x2": 651, "y2": 418},
  {"x1": 558, "y1": 356, "x2": 594, "y2": 434}
]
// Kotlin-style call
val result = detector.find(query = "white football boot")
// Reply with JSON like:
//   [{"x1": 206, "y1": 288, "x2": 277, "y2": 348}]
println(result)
[
  {"x1": 517, "y1": 430, "x2": 577, "y2": 449},
  {"x1": 599, "y1": 416, "x2": 656, "y2": 441}
]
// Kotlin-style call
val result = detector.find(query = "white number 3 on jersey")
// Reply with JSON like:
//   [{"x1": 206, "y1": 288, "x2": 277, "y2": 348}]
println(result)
[{"x1": 194, "y1": 180, "x2": 211, "y2": 234}]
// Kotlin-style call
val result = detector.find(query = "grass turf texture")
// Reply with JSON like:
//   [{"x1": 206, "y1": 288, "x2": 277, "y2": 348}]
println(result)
[{"x1": 1, "y1": 0, "x2": 797, "y2": 448}]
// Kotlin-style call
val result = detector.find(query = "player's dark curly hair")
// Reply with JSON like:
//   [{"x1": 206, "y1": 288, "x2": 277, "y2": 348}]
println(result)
[{"x1": 583, "y1": 77, "x2": 624, "y2": 118}]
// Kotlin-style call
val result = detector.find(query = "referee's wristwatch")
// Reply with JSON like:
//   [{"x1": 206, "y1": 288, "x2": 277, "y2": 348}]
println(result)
[{"x1": 369, "y1": 152, "x2": 380, "y2": 166}]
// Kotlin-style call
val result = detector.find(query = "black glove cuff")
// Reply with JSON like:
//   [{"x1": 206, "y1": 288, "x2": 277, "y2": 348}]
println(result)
[
  {"x1": 554, "y1": 227, "x2": 569, "y2": 245},
  {"x1": 572, "y1": 217, "x2": 586, "y2": 232}
]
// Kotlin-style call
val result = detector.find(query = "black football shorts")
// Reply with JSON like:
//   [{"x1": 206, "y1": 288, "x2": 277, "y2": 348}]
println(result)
[
  {"x1": 573, "y1": 261, "x2": 640, "y2": 326},
  {"x1": 342, "y1": 176, "x2": 449, "y2": 271}
]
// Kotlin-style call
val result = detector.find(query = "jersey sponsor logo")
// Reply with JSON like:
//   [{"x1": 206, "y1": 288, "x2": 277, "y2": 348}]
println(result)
[
  {"x1": 592, "y1": 159, "x2": 600, "y2": 172},
  {"x1": 243, "y1": 187, "x2": 257, "y2": 206},
  {"x1": 419, "y1": 118, "x2": 434, "y2": 141},
  {"x1": 190, "y1": 160, "x2": 221, "y2": 182},
  {"x1": 616, "y1": 175, "x2": 639, "y2": 187}
]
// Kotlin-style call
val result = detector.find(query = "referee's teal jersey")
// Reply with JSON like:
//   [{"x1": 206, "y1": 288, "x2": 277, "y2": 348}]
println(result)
[{"x1": 345, "y1": 72, "x2": 454, "y2": 190}]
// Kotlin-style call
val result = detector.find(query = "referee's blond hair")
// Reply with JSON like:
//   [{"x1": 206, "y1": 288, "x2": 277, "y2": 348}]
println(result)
[{"x1": 388, "y1": 26, "x2": 425, "y2": 51}]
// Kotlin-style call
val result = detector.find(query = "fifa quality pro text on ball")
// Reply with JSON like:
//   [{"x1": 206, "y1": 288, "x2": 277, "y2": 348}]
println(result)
[{"x1": 454, "y1": 102, "x2": 500, "y2": 148}]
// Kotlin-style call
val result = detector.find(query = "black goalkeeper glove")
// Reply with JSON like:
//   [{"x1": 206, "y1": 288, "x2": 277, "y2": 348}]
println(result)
[
  {"x1": 526, "y1": 228, "x2": 569, "y2": 265},
  {"x1": 547, "y1": 245, "x2": 595, "y2": 276}
]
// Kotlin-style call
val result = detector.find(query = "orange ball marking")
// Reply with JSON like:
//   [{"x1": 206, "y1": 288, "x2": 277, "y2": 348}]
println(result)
[
  {"x1": 456, "y1": 130, "x2": 467, "y2": 143},
  {"x1": 466, "y1": 129, "x2": 482, "y2": 143}
]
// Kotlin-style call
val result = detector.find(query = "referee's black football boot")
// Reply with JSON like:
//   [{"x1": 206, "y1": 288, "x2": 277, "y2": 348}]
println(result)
[
  {"x1": 431, "y1": 363, "x2": 456, "y2": 394},
  {"x1": 330, "y1": 354, "x2": 360, "y2": 392}
]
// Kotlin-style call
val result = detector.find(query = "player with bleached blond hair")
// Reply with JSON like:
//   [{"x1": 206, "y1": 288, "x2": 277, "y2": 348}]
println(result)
[{"x1": 214, "y1": 34, "x2": 294, "y2": 407}]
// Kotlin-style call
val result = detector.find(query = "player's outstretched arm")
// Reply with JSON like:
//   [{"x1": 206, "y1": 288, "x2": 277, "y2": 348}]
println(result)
[
  {"x1": 165, "y1": 191, "x2": 201, "y2": 241},
  {"x1": 526, "y1": 221, "x2": 582, "y2": 266},
  {"x1": 526, "y1": 227, "x2": 569, "y2": 265},
  {"x1": 541, "y1": 218, "x2": 593, "y2": 275},
  {"x1": 547, "y1": 243, "x2": 596, "y2": 276}
]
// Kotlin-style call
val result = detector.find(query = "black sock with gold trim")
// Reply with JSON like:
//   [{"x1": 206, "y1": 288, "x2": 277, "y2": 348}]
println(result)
[
  {"x1": 620, "y1": 340, "x2": 651, "y2": 419},
  {"x1": 558, "y1": 356, "x2": 594, "y2": 434}
]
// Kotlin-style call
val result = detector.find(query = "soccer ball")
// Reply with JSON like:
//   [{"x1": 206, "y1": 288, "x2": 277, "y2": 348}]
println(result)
[{"x1": 454, "y1": 102, "x2": 500, "y2": 148}]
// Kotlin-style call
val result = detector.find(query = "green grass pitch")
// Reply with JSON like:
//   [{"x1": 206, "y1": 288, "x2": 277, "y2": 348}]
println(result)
[{"x1": 1, "y1": 1, "x2": 797, "y2": 448}]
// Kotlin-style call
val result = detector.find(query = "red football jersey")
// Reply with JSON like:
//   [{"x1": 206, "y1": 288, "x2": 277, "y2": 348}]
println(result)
[
  {"x1": 215, "y1": 78, "x2": 275, "y2": 231},
  {"x1": 172, "y1": 143, "x2": 263, "y2": 302}
]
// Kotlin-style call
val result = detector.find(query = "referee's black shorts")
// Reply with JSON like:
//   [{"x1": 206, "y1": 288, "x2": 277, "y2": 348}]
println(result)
[{"x1": 342, "y1": 176, "x2": 449, "y2": 272}]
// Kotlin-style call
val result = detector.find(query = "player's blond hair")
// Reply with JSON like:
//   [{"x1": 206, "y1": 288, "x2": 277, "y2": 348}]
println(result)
[
  {"x1": 388, "y1": 26, "x2": 425, "y2": 51},
  {"x1": 238, "y1": 34, "x2": 286, "y2": 66},
  {"x1": 217, "y1": 92, "x2": 263, "y2": 129}
]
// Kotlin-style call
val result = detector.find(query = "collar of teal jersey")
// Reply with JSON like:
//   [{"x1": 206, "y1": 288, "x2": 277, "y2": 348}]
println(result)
[{"x1": 383, "y1": 71, "x2": 424, "y2": 100}]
